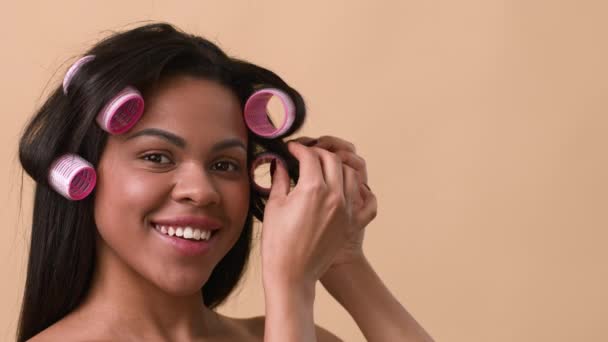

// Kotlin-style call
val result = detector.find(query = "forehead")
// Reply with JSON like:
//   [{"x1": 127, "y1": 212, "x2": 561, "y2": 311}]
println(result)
[{"x1": 132, "y1": 75, "x2": 247, "y2": 142}]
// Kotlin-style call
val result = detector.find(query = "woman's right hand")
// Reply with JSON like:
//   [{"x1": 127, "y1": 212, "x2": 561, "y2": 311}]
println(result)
[{"x1": 260, "y1": 141, "x2": 361, "y2": 292}]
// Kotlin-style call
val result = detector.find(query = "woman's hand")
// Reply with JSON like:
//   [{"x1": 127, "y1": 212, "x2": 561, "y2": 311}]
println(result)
[
  {"x1": 288, "y1": 136, "x2": 378, "y2": 270},
  {"x1": 261, "y1": 137, "x2": 433, "y2": 342},
  {"x1": 260, "y1": 141, "x2": 363, "y2": 291}
]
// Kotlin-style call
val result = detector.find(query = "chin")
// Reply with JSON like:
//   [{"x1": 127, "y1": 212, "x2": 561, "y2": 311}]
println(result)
[{"x1": 151, "y1": 267, "x2": 214, "y2": 298}]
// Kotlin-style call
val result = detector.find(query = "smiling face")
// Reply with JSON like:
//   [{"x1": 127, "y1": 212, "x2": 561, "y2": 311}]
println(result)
[{"x1": 93, "y1": 75, "x2": 251, "y2": 296}]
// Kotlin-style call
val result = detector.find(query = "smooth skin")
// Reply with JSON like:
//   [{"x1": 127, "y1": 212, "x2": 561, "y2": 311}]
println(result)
[{"x1": 27, "y1": 76, "x2": 433, "y2": 341}]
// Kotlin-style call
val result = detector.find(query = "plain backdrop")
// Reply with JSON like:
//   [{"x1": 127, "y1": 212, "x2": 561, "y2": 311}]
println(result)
[{"x1": 1, "y1": 1, "x2": 607, "y2": 341}]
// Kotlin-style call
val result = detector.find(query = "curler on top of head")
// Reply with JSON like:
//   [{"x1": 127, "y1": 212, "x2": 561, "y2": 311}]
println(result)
[
  {"x1": 63, "y1": 55, "x2": 96, "y2": 95},
  {"x1": 96, "y1": 86, "x2": 145, "y2": 135},
  {"x1": 63, "y1": 55, "x2": 145, "y2": 135},
  {"x1": 48, "y1": 154, "x2": 97, "y2": 201},
  {"x1": 244, "y1": 88, "x2": 295, "y2": 139}
]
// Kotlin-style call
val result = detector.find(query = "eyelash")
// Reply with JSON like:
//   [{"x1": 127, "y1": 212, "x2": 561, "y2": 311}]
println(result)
[
  {"x1": 140, "y1": 153, "x2": 241, "y2": 172},
  {"x1": 141, "y1": 153, "x2": 172, "y2": 165}
]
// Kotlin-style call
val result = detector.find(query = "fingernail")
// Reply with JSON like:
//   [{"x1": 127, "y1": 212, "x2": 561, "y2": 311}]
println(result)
[{"x1": 303, "y1": 139, "x2": 318, "y2": 146}]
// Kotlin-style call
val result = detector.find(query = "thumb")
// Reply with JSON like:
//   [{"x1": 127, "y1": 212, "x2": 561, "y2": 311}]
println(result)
[{"x1": 268, "y1": 158, "x2": 290, "y2": 200}]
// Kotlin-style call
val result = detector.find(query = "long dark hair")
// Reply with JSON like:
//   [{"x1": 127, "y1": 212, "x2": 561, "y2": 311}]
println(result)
[{"x1": 17, "y1": 22, "x2": 305, "y2": 342}]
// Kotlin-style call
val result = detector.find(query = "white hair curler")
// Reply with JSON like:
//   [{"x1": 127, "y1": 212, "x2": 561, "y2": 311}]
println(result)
[
  {"x1": 48, "y1": 154, "x2": 97, "y2": 200},
  {"x1": 95, "y1": 86, "x2": 145, "y2": 135}
]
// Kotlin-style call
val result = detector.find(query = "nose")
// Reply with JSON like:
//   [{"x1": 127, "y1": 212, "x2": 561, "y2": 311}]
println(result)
[{"x1": 171, "y1": 162, "x2": 221, "y2": 207}]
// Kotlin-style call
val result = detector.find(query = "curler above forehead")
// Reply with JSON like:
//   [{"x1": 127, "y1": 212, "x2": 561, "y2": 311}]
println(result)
[
  {"x1": 62, "y1": 55, "x2": 145, "y2": 135},
  {"x1": 244, "y1": 88, "x2": 295, "y2": 139},
  {"x1": 96, "y1": 86, "x2": 145, "y2": 135}
]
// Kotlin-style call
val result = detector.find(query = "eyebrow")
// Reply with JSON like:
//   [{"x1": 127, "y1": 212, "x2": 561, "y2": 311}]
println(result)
[{"x1": 126, "y1": 128, "x2": 247, "y2": 152}]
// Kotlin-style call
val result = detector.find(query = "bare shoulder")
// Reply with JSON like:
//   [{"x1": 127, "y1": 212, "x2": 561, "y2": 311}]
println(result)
[
  {"x1": 29, "y1": 331, "x2": 109, "y2": 342},
  {"x1": 28, "y1": 326, "x2": 109, "y2": 342},
  {"x1": 26, "y1": 314, "x2": 111, "y2": 342},
  {"x1": 235, "y1": 315, "x2": 343, "y2": 342}
]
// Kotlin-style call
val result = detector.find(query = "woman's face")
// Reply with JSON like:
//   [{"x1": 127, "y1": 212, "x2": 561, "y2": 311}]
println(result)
[{"x1": 94, "y1": 76, "x2": 250, "y2": 296}]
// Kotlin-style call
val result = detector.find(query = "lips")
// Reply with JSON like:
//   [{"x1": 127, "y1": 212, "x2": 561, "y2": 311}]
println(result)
[{"x1": 149, "y1": 216, "x2": 222, "y2": 257}]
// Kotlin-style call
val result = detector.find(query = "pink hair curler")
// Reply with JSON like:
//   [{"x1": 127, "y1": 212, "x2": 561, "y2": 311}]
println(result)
[
  {"x1": 244, "y1": 88, "x2": 295, "y2": 139},
  {"x1": 63, "y1": 55, "x2": 96, "y2": 95},
  {"x1": 96, "y1": 86, "x2": 145, "y2": 135},
  {"x1": 63, "y1": 55, "x2": 145, "y2": 135},
  {"x1": 249, "y1": 152, "x2": 285, "y2": 195},
  {"x1": 48, "y1": 154, "x2": 97, "y2": 200}
]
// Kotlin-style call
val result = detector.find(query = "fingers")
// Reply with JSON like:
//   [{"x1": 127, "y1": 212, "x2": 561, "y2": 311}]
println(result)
[
  {"x1": 355, "y1": 184, "x2": 378, "y2": 225},
  {"x1": 289, "y1": 135, "x2": 355, "y2": 153},
  {"x1": 316, "y1": 135, "x2": 376, "y2": 225},
  {"x1": 286, "y1": 142, "x2": 345, "y2": 197},
  {"x1": 314, "y1": 135, "x2": 356, "y2": 153},
  {"x1": 311, "y1": 147, "x2": 344, "y2": 196},
  {"x1": 291, "y1": 136, "x2": 367, "y2": 183},
  {"x1": 268, "y1": 158, "x2": 290, "y2": 200},
  {"x1": 342, "y1": 164, "x2": 360, "y2": 213},
  {"x1": 282, "y1": 141, "x2": 376, "y2": 226},
  {"x1": 334, "y1": 150, "x2": 368, "y2": 184},
  {"x1": 289, "y1": 136, "x2": 318, "y2": 146},
  {"x1": 286, "y1": 142, "x2": 325, "y2": 186}
]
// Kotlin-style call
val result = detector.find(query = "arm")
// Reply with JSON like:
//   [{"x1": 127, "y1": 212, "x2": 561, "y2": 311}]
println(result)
[
  {"x1": 263, "y1": 278, "x2": 317, "y2": 342},
  {"x1": 321, "y1": 256, "x2": 434, "y2": 342},
  {"x1": 260, "y1": 142, "x2": 358, "y2": 341}
]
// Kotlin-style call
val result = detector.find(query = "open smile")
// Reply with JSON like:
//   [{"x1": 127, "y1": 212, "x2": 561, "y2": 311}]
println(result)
[{"x1": 150, "y1": 222, "x2": 219, "y2": 256}]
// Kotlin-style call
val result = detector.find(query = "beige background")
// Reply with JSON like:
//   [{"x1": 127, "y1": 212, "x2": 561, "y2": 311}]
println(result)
[{"x1": 2, "y1": 1, "x2": 607, "y2": 341}]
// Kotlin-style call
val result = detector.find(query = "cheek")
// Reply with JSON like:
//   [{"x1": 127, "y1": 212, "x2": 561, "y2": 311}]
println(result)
[
  {"x1": 94, "y1": 165, "x2": 169, "y2": 233},
  {"x1": 221, "y1": 179, "x2": 251, "y2": 229}
]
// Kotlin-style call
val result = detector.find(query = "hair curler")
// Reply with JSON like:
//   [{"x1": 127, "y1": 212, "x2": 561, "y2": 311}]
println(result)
[
  {"x1": 95, "y1": 86, "x2": 145, "y2": 135},
  {"x1": 48, "y1": 154, "x2": 97, "y2": 200},
  {"x1": 244, "y1": 88, "x2": 295, "y2": 139},
  {"x1": 63, "y1": 55, "x2": 96, "y2": 94},
  {"x1": 63, "y1": 55, "x2": 145, "y2": 135},
  {"x1": 249, "y1": 152, "x2": 286, "y2": 195}
]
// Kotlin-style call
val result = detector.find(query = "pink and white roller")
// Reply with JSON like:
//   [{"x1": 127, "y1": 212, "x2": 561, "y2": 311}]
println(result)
[
  {"x1": 63, "y1": 55, "x2": 96, "y2": 95},
  {"x1": 63, "y1": 55, "x2": 145, "y2": 135},
  {"x1": 95, "y1": 86, "x2": 145, "y2": 135},
  {"x1": 48, "y1": 154, "x2": 97, "y2": 200},
  {"x1": 244, "y1": 88, "x2": 295, "y2": 139}
]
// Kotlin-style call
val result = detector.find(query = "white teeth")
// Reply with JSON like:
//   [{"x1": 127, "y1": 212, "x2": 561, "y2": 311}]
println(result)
[{"x1": 154, "y1": 223, "x2": 213, "y2": 241}]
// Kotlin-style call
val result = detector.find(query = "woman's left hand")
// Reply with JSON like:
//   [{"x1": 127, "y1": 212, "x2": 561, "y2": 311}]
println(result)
[{"x1": 288, "y1": 136, "x2": 378, "y2": 270}]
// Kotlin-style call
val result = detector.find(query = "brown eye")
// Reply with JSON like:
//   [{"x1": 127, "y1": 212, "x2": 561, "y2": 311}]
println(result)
[
  {"x1": 142, "y1": 153, "x2": 172, "y2": 165},
  {"x1": 212, "y1": 161, "x2": 240, "y2": 172}
]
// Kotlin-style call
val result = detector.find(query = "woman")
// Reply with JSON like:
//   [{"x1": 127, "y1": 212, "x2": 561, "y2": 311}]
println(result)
[{"x1": 17, "y1": 22, "x2": 433, "y2": 341}]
